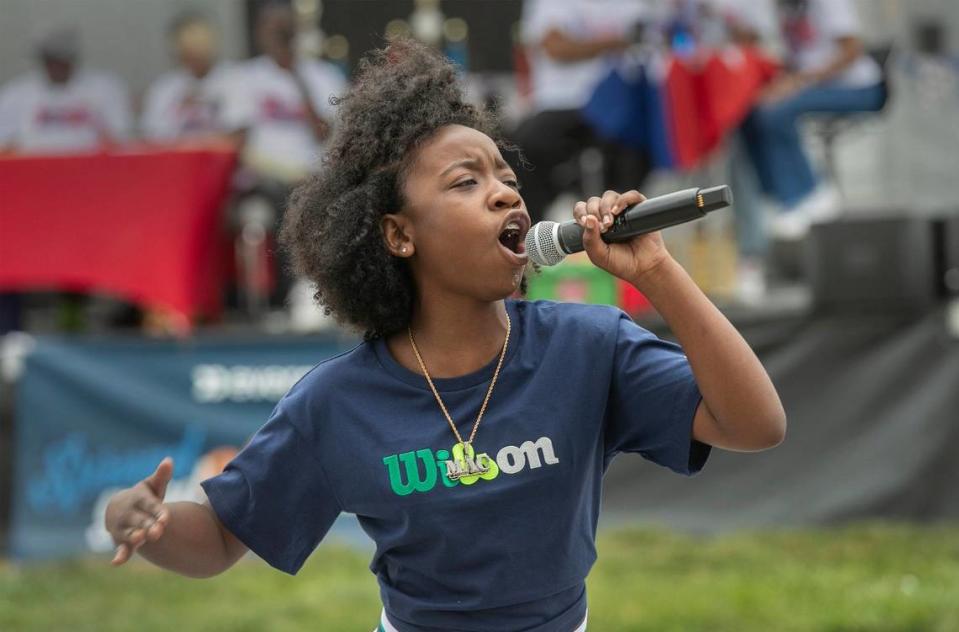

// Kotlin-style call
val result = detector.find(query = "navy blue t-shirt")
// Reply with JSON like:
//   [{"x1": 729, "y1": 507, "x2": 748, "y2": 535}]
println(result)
[{"x1": 201, "y1": 299, "x2": 710, "y2": 631}]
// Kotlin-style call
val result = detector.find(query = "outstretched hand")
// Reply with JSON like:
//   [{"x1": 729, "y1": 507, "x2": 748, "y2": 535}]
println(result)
[
  {"x1": 573, "y1": 189, "x2": 672, "y2": 285},
  {"x1": 104, "y1": 457, "x2": 174, "y2": 566}
]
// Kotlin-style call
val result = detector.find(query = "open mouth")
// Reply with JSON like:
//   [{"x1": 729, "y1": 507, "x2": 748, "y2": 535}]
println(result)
[
  {"x1": 499, "y1": 222, "x2": 526, "y2": 255},
  {"x1": 496, "y1": 211, "x2": 530, "y2": 267}
]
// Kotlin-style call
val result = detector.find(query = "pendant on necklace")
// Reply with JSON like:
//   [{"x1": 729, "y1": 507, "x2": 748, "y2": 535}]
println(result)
[{"x1": 444, "y1": 442, "x2": 499, "y2": 485}]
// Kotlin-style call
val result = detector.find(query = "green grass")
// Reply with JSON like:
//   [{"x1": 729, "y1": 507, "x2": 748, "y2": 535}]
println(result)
[{"x1": 2, "y1": 523, "x2": 958, "y2": 631}]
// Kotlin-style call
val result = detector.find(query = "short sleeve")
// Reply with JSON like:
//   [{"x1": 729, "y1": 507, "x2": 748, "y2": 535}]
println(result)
[
  {"x1": 200, "y1": 401, "x2": 342, "y2": 575},
  {"x1": 604, "y1": 312, "x2": 710, "y2": 475},
  {"x1": 521, "y1": 0, "x2": 576, "y2": 44}
]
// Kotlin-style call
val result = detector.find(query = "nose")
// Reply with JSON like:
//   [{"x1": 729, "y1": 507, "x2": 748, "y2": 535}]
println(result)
[{"x1": 490, "y1": 180, "x2": 522, "y2": 211}]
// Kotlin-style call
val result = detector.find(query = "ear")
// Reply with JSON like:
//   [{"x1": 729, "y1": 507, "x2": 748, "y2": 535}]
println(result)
[{"x1": 381, "y1": 213, "x2": 415, "y2": 258}]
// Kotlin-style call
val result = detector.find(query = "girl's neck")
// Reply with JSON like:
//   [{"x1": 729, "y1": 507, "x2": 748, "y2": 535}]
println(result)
[{"x1": 387, "y1": 295, "x2": 510, "y2": 379}]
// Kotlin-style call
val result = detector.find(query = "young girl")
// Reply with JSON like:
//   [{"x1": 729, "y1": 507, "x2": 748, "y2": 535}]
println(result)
[{"x1": 104, "y1": 39, "x2": 786, "y2": 632}]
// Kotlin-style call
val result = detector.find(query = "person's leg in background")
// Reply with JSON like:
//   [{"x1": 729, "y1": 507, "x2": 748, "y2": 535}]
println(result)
[
  {"x1": 748, "y1": 99, "x2": 819, "y2": 209},
  {"x1": 257, "y1": 179, "x2": 296, "y2": 309},
  {"x1": 728, "y1": 132, "x2": 769, "y2": 304},
  {"x1": 229, "y1": 176, "x2": 296, "y2": 326},
  {"x1": 256, "y1": 177, "x2": 335, "y2": 333},
  {"x1": 742, "y1": 82, "x2": 886, "y2": 236},
  {"x1": 507, "y1": 109, "x2": 593, "y2": 224}
]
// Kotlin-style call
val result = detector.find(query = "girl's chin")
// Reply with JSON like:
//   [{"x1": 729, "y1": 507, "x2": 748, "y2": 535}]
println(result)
[
  {"x1": 440, "y1": 262, "x2": 527, "y2": 301},
  {"x1": 465, "y1": 282, "x2": 524, "y2": 303},
  {"x1": 493, "y1": 273, "x2": 527, "y2": 300}
]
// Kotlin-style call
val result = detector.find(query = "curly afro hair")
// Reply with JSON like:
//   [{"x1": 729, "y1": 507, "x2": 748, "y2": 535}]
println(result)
[{"x1": 281, "y1": 37, "x2": 520, "y2": 341}]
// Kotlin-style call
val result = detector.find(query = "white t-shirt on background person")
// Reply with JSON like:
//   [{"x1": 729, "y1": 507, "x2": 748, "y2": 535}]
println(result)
[
  {"x1": 141, "y1": 63, "x2": 240, "y2": 141},
  {"x1": 226, "y1": 55, "x2": 347, "y2": 181},
  {"x1": 521, "y1": 0, "x2": 652, "y2": 113},
  {"x1": 710, "y1": 0, "x2": 779, "y2": 44},
  {"x1": 0, "y1": 69, "x2": 132, "y2": 153},
  {"x1": 782, "y1": 0, "x2": 880, "y2": 88}
]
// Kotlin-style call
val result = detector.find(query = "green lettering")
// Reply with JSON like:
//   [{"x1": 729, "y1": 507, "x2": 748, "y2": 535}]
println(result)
[{"x1": 382, "y1": 449, "x2": 437, "y2": 496}]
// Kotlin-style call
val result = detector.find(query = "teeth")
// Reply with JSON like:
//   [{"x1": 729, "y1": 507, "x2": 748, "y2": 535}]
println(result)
[{"x1": 505, "y1": 221, "x2": 520, "y2": 231}]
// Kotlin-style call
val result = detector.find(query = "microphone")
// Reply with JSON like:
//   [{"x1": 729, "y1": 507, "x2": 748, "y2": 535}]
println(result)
[{"x1": 524, "y1": 185, "x2": 733, "y2": 266}]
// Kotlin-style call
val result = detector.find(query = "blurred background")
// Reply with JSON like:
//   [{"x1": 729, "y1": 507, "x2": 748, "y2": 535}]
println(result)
[{"x1": 1, "y1": 0, "x2": 959, "y2": 630}]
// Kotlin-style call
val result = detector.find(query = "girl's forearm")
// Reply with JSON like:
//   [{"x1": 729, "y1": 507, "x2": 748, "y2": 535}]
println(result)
[
  {"x1": 632, "y1": 257, "x2": 787, "y2": 449},
  {"x1": 136, "y1": 501, "x2": 241, "y2": 578}
]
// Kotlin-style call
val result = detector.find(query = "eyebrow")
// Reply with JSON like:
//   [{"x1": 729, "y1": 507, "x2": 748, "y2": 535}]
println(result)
[{"x1": 440, "y1": 156, "x2": 512, "y2": 177}]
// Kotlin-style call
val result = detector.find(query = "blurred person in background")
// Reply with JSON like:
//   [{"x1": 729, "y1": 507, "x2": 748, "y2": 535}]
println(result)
[
  {"x1": 228, "y1": 2, "x2": 347, "y2": 319},
  {"x1": 141, "y1": 12, "x2": 241, "y2": 143},
  {"x1": 115, "y1": 13, "x2": 242, "y2": 336},
  {"x1": 740, "y1": 0, "x2": 885, "y2": 241},
  {"x1": 0, "y1": 27, "x2": 132, "y2": 153},
  {"x1": 0, "y1": 27, "x2": 132, "y2": 334},
  {"x1": 511, "y1": 0, "x2": 653, "y2": 225},
  {"x1": 709, "y1": 0, "x2": 781, "y2": 304},
  {"x1": 232, "y1": 2, "x2": 345, "y2": 184}
]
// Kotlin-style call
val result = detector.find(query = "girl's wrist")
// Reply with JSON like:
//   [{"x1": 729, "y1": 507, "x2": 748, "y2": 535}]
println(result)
[{"x1": 627, "y1": 254, "x2": 681, "y2": 294}]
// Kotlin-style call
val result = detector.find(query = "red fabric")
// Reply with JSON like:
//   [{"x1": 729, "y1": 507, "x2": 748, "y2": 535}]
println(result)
[
  {"x1": 702, "y1": 47, "x2": 780, "y2": 135},
  {"x1": 664, "y1": 57, "x2": 708, "y2": 169},
  {"x1": 0, "y1": 145, "x2": 236, "y2": 321},
  {"x1": 664, "y1": 47, "x2": 780, "y2": 169}
]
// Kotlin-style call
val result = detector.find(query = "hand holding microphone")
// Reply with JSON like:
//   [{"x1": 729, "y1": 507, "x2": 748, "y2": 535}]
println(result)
[{"x1": 524, "y1": 185, "x2": 732, "y2": 284}]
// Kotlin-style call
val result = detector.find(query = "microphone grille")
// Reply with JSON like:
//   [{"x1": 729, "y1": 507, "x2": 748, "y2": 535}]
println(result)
[{"x1": 525, "y1": 221, "x2": 566, "y2": 266}]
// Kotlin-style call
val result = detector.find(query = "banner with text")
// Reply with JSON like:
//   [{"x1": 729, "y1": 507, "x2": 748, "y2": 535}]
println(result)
[{"x1": 10, "y1": 334, "x2": 356, "y2": 561}]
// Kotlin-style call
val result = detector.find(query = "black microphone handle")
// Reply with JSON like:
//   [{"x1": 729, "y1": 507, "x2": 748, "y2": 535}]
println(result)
[{"x1": 556, "y1": 188, "x2": 706, "y2": 254}]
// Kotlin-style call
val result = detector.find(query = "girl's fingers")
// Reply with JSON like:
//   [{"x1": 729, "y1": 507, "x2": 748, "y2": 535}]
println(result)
[
  {"x1": 111, "y1": 543, "x2": 132, "y2": 566},
  {"x1": 619, "y1": 189, "x2": 645, "y2": 210},
  {"x1": 581, "y1": 215, "x2": 608, "y2": 262},
  {"x1": 145, "y1": 520, "x2": 167, "y2": 542},
  {"x1": 117, "y1": 504, "x2": 170, "y2": 545},
  {"x1": 573, "y1": 200, "x2": 588, "y2": 225},
  {"x1": 121, "y1": 526, "x2": 148, "y2": 547},
  {"x1": 576, "y1": 191, "x2": 647, "y2": 232},
  {"x1": 585, "y1": 196, "x2": 603, "y2": 230},
  {"x1": 111, "y1": 535, "x2": 147, "y2": 566},
  {"x1": 600, "y1": 190, "x2": 619, "y2": 227},
  {"x1": 585, "y1": 196, "x2": 601, "y2": 218},
  {"x1": 143, "y1": 457, "x2": 174, "y2": 499},
  {"x1": 608, "y1": 190, "x2": 645, "y2": 218},
  {"x1": 135, "y1": 498, "x2": 169, "y2": 525},
  {"x1": 116, "y1": 509, "x2": 158, "y2": 538}
]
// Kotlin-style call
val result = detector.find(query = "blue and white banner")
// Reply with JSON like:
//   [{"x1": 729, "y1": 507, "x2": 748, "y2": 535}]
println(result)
[{"x1": 10, "y1": 334, "x2": 356, "y2": 561}]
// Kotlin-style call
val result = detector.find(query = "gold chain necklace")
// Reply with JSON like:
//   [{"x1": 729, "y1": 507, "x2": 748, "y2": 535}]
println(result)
[{"x1": 407, "y1": 311, "x2": 511, "y2": 459}]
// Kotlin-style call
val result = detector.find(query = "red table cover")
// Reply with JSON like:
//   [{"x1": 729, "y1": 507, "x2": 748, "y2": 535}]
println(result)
[{"x1": 0, "y1": 145, "x2": 236, "y2": 321}]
